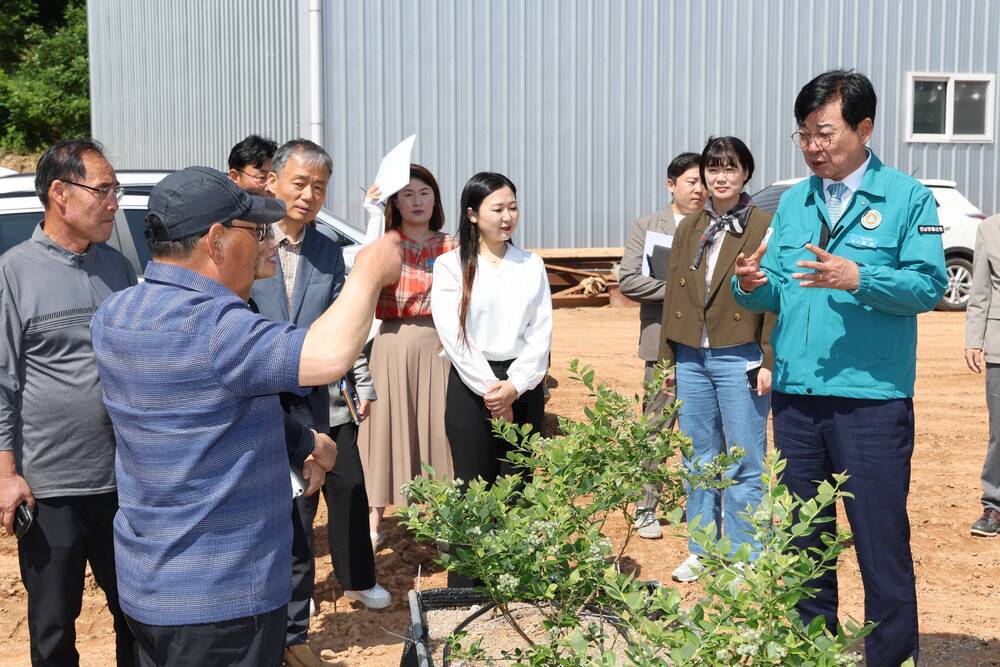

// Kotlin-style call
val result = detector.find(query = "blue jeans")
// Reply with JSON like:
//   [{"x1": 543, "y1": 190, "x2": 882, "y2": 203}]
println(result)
[{"x1": 675, "y1": 342, "x2": 769, "y2": 558}]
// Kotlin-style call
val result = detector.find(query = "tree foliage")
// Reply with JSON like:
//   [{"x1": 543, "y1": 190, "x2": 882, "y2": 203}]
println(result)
[
  {"x1": 0, "y1": 1, "x2": 89, "y2": 151},
  {"x1": 0, "y1": 0, "x2": 39, "y2": 72}
]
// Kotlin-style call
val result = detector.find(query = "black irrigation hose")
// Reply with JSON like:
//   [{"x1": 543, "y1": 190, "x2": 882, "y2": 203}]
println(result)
[
  {"x1": 441, "y1": 601, "x2": 497, "y2": 666},
  {"x1": 432, "y1": 583, "x2": 659, "y2": 665},
  {"x1": 441, "y1": 603, "x2": 637, "y2": 665}
]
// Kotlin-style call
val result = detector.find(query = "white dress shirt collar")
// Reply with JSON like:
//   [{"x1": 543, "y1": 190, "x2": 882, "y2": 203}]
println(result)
[{"x1": 822, "y1": 149, "x2": 872, "y2": 202}]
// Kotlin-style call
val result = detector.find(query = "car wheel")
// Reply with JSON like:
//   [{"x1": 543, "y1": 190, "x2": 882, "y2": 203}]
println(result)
[{"x1": 938, "y1": 255, "x2": 973, "y2": 311}]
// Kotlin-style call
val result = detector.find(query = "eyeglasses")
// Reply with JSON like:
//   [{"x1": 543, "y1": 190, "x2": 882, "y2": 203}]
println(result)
[
  {"x1": 704, "y1": 166, "x2": 741, "y2": 177},
  {"x1": 225, "y1": 221, "x2": 271, "y2": 242},
  {"x1": 62, "y1": 180, "x2": 124, "y2": 203},
  {"x1": 238, "y1": 170, "x2": 269, "y2": 186},
  {"x1": 790, "y1": 128, "x2": 847, "y2": 150}
]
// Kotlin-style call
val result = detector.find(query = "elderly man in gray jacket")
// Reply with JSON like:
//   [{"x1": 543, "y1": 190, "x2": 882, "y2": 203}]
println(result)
[
  {"x1": 965, "y1": 212, "x2": 1000, "y2": 537},
  {"x1": 618, "y1": 152, "x2": 704, "y2": 539}
]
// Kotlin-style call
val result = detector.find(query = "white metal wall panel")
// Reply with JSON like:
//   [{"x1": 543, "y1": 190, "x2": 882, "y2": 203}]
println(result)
[
  {"x1": 322, "y1": 0, "x2": 1000, "y2": 247},
  {"x1": 88, "y1": 0, "x2": 1000, "y2": 246},
  {"x1": 88, "y1": 0, "x2": 301, "y2": 172}
]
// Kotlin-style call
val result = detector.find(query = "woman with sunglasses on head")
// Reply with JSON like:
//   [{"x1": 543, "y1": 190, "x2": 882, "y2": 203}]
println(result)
[
  {"x1": 659, "y1": 136, "x2": 775, "y2": 584},
  {"x1": 359, "y1": 164, "x2": 456, "y2": 551},
  {"x1": 431, "y1": 173, "x2": 552, "y2": 540}
]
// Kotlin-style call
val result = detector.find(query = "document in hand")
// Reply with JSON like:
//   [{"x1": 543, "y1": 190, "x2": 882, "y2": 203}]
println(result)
[
  {"x1": 373, "y1": 134, "x2": 416, "y2": 203},
  {"x1": 642, "y1": 231, "x2": 673, "y2": 280},
  {"x1": 364, "y1": 134, "x2": 417, "y2": 243}
]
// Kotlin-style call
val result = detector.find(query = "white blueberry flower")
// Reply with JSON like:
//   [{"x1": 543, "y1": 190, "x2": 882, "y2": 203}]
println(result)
[{"x1": 496, "y1": 573, "x2": 519, "y2": 596}]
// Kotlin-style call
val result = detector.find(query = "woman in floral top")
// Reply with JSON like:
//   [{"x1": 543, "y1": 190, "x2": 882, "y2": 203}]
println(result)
[{"x1": 359, "y1": 164, "x2": 456, "y2": 549}]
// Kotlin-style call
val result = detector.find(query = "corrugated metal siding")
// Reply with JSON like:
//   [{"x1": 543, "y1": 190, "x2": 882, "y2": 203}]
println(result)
[
  {"x1": 88, "y1": 0, "x2": 300, "y2": 172},
  {"x1": 323, "y1": 0, "x2": 1000, "y2": 248},
  {"x1": 89, "y1": 0, "x2": 1000, "y2": 246}
]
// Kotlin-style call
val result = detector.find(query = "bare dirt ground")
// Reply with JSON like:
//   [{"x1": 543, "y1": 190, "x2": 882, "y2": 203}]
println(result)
[
  {"x1": 1, "y1": 307, "x2": 998, "y2": 666},
  {"x1": 0, "y1": 153, "x2": 37, "y2": 173}
]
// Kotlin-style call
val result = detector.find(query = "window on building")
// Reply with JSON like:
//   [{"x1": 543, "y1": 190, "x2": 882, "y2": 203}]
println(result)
[{"x1": 907, "y1": 73, "x2": 995, "y2": 143}]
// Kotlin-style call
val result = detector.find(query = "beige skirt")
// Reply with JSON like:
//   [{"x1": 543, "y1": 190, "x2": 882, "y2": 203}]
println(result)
[{"x1": 359, "y1": 317, "x2": 453, "y2": 506}]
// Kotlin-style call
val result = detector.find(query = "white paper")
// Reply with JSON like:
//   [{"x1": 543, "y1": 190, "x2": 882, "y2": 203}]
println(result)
[
  {"x1": 642, "y1": 231, "x2": 673, "y2": 278},
  {"x1": 373, "y1": 134, "x2": 416, "y2": 203}
]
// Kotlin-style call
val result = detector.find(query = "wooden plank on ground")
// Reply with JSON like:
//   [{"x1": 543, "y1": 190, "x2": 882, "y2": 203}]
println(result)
[
  {"x1": 551, "y1": 293, "x2": 610, "y2": 309},
  {"x1": 530, "y1": 247, "x2": 624, "y2": 261}
]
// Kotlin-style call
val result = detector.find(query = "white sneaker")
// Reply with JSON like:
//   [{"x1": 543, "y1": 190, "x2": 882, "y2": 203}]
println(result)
[
  {"x1": 344, "y1": 583, "x2": 392, "y2": 610},
  {"x1": 634, "y1": 509, "x2": 662, "y2": 540},
  {"x1": 671, "y1": 554, "x2": 703, "y2": 583}
]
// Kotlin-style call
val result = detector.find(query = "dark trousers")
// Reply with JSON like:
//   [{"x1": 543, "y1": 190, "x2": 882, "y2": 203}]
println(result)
[
  {"x1": 17, "y1": 492, "x2": 135, "y2": 667},
  {"x1": 772, "y1": 392, "x2": 918, "y2": 667},
  {"x1": 445, "y1": 361, "x2": 545, "y2": 588},
  {"x1": 126, "y1": 605, "x2": 285, "y2": 667},
  {"x1": 640, "y1": 360, "x2": 680, "y2": 510},
  {"x1": 287, "y1": 421, "x2": 376, "y2": 646}
]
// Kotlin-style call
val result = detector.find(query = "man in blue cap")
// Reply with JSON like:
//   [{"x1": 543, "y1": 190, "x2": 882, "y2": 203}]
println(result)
[
  {"x1": 91, "y1": 166, "x2": 401, "y2": 667},
  {"x1": 733, "y1": 70, "x2": 946, "y2": 667}
]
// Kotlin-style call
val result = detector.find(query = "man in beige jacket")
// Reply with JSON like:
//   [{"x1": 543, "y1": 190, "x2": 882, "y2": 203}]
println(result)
[
  {"x1": 618, "y1": 152, "x2": 704, "y2": 538},
  {"x1": 964, "y1": 212, "x2": 1000, "y2": 537}
]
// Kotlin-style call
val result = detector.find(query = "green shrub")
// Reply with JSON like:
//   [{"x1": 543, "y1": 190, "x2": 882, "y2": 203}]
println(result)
[
  {"x1": 602, "y1": 455, "x2": 871, "y2": 665},
  {"x1": 401, "y1": 361, "x2": 874, "y2": 665}
]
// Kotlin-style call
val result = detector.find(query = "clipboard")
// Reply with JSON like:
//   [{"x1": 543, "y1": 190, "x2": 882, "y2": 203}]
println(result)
[
  {"x1": 340, "y1": 377, "x2": 362, "y2": 425},
  {"x1": 642, "y1": 231, "x2": 673, "y2": 280}
]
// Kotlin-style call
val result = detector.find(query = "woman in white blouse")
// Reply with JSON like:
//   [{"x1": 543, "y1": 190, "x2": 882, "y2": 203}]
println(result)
[{"x1": 431, "y1": 172, "x2": 552, "y2": 502}]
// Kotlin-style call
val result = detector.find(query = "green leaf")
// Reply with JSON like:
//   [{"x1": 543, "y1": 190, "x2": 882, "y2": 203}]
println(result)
[{"x1": 670, "y1": 641, "x2": 697, "y2": 663}]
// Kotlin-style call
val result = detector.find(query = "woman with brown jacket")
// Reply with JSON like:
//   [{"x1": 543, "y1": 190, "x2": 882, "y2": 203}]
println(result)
[{"x1": 659, "y1": 136, "x2": 775, "y2": 583}]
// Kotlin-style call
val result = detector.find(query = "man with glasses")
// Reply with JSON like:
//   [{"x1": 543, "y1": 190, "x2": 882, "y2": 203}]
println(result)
[
  {"x1": 90, "y1": 166, "x2": 401, "y2": 666},
  {"x1": 228, "y1": 134, "x2": 277, "y2": 196},
  {"x1": 733, "y1": 70, "x2": 946, "y2": 666},
  {"x1": 251, "y1": 140, "x2": 389, "y2": 667},
  {"x1": 227, "y1": 135, "x2": 337, "y2": 488},
  {"x1": 0, "y1": 139, "x2": 137, "y2": 665}
]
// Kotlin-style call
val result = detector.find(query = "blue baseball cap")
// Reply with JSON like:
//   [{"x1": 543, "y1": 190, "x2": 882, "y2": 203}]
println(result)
[{"x1": 146, "y1": 166, "x2": 286, "y2": 241}]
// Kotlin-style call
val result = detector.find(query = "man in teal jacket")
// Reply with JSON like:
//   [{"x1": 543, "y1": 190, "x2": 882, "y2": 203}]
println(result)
[{"x1": 733, "y1": 70, "x2": 946, "y2": 667}]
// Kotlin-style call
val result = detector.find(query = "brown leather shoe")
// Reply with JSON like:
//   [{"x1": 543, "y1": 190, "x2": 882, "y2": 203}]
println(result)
[{"x1": 284, "y1": 643, "x2": 325, "y2": 667}]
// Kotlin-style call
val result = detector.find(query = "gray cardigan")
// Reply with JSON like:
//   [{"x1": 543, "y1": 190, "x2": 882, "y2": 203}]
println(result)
[
  {"x1": 618, "y1": 206, "x2": 680, "y2": 361},
  {"x1": 966, "y1": 214, "x2": 1000, "y2": 362}
]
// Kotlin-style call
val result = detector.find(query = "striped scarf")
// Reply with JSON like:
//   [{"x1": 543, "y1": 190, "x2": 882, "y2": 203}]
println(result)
[{"x1": 690, "y1": 192, "x2": 754, "y2": 270}]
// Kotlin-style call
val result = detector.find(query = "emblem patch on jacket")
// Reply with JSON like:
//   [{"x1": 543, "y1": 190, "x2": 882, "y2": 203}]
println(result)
[{"x1": 860, "y1": 210, "x2": 883, "y2": 230}]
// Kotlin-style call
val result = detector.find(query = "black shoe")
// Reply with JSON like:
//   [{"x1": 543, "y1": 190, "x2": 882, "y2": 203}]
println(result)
[{"x1": 970, "y1": 508, "x2": 1000, "y2": 537}]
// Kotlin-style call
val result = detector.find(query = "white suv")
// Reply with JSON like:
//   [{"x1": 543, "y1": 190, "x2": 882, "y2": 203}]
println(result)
[
  {"x1": 0, "y1": 170, "x2": 366, "y2": 276},
  {"x1": 751, "y1": 178, "x2": 987, "y2": 311}
]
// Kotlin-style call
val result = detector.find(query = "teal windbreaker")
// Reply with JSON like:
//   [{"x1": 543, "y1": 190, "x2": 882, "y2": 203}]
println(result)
[{"x1": 732, "y1": 153, "x2": 947, "y2": 399}]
